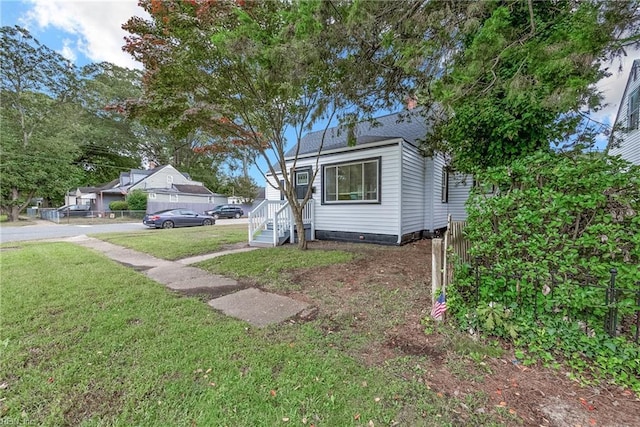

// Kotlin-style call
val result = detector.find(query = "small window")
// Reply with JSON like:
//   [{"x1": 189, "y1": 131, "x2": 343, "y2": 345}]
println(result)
[
  {"x1": 628, "y1": 88, "x2": 639, "y2": 131},
  {"x1": 148, "y1": 193, "x2": 156, "y2": 199},
  {"x1": 167, "y1": 175, "x2": 174, "y2": 184},
  {"x1": 441, "y1": 169, "x2": 449, "y2": 203},
  {"x1": 323, "y1": 158, "x2": 380, "y2": 203},
  {"x1": 296, "y1": 171, "x2": 309, "y2": 186},
  {"x1": 169, "y1": 194, "x2": 178, "y2": 203}
]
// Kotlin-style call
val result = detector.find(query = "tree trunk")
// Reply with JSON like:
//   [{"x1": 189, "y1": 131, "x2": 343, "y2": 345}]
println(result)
[
  {"x1": 293, "y1": 206, "x2": 307, "y2": 250},
  {"x1": 9, "y1": 187, "x2": 20, "y2": 222}
]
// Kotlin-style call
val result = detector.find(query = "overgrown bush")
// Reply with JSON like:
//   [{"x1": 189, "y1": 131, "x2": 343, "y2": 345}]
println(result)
[
  {"x1": 109, "y1": 201, "x2": 129, "y2": 211},
  {"x1": 450, "y1": 150, "x2": 640, "y2": 391},
  {"x1": 126, "y1": 189, "x2": 147, "y2": 211}
]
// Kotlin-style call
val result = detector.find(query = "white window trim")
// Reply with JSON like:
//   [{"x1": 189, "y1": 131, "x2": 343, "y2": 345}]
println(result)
[
  {"x1": 148, "y1": 193, "x2": 156, "y2": 199},
  {"x1": 441, "y1": 169, "x2": 449, "y2": 204},
  {"x1": 167, "y1": 175, "x2": 174, "y2": 184},
  {"x1": 169, "y1": 194, "x2": 179, "y2": 203},
  {"x1": 323, "y1": 158, "x2": 380, "y2": 204},
  {"x1": 628, "y1": 88, "x2": 639, "y2": 131}
]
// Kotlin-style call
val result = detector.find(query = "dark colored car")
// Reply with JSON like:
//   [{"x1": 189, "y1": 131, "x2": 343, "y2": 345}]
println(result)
[
  {"x1": 143, "y1": 209, "x2": 215, "y2": 229},
  {"x1": 205, "y1": 205, "x2": 244, "y2": 219},
  {"x1": 57, "y1": 204, "x2": 91, "y2": 218}
]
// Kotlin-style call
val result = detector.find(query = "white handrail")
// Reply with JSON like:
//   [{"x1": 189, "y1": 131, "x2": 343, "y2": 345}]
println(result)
[
  {"x1": 248, "y1": 199, "x2": 315, "y2": 245},
  {"x1": 248, "y1": 200, "x2": 287, "y2": 242}
]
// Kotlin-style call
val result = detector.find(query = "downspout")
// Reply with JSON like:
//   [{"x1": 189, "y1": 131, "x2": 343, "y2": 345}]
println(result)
[{"x1": 397, "y1": 139, "x2": 403, "y2": 245}]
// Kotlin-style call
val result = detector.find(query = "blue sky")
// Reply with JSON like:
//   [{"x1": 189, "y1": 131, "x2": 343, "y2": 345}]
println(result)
[{"x1": 1, "y1": 0, "x2": 638, "y2": 179}]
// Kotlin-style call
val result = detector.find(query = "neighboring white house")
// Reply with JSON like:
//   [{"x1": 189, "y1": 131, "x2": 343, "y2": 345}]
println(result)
[
  {"x1": 67, "y1": 165, "x2": 227, "y2": 213},
  {"x1": 250, "y1": 110, "x2": 472, "y2": 246},
  {"x1": 608, "y1": 58, "x2": 640, "y2": 165}
]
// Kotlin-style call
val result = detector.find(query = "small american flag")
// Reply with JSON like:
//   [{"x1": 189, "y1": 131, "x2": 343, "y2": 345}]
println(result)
[{"x1": 431, "y1": 291, "x2": 447, "y2": 320}]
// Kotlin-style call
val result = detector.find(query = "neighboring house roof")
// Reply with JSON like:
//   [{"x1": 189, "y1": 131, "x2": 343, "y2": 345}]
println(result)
[
  {"x1": 172, "y1": 184, "x2": 214, "y2": 195},
  {"x1": 285, "y1": 110, "x2": 429, "y2": 158}
]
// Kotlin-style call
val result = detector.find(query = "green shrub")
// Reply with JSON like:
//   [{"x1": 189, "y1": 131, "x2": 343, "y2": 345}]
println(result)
[
  {"x1": 109, "y1": 200, "x2": 129, "y2": 211},
  {"x1": 450, "y1": 150, "x2": 640, "y2": 391},
  {"x1": 126, "y1": 189, "x2": 147, "y2": 211}
]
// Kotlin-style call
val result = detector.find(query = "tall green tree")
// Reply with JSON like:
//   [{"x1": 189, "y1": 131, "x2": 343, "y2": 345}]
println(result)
[
  {"x1": 420, "y1": 0, "x2": 640, "y2": 171},
  {"x1": 75, "y1": 63, "x2": 145, "y2": 185},
  {"x1": 0, "y1": 26, "x2": 81, "y2": 220},
  {"x1": 122, "y1": 0, "x2": 391, "y2": 249}
]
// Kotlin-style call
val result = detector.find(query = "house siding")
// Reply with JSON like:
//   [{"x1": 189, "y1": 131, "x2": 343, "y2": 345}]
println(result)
[
  {"x1": 400, "y1": 142, "x2": 427, "y2": 237},
  {"x1": 130, "y1": 165, "x2": 195, "y2": 191},
  {"x1": 268, "y1": 142, "x2": 402, "y2": 238},
  {"x1": 431, "y1": 155, "x2": 449, "y2": 230},
  {"x1": 609, "y1": 60, "x2": 640, "y2": 165},
  {"x1": 448, "y1": 173, "x2": 471, "y2": 221}
]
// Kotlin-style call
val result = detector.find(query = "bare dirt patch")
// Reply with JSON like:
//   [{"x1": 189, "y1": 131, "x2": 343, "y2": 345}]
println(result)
[{"x1": 277, "y1": 239, "x2": 640, "y2": 427}]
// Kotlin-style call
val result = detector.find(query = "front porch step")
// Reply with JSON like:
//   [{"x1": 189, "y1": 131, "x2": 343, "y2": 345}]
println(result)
[{"x1": 249, "y1": 229, "x2": 290, "y2": 247}]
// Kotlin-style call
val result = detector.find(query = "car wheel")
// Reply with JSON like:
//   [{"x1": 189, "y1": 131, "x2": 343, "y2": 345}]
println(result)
[
  {"x1": 234, "y1": 212, "x2": 241, "y2": 219},
  {"x1": 213, "y1": 214, "x2": 220, "y2": 219},
  {"x1": 162, "y1": 220, "x2": 174, "y2": 229},
  {"x1": 202, "y1": 219, "x2": 213, "y2": 226}
]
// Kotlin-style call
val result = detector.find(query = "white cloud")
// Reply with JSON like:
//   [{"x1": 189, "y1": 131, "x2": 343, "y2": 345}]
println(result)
[
  {"x1": 21, "y1": 0, "x2": 149, "y2": 69},
  {"x1": 594, "y1": 52, "x2": 639, "y2": 128},
  {"x1": 58, "y1": 38, "x2": 77, "y2": 62}
]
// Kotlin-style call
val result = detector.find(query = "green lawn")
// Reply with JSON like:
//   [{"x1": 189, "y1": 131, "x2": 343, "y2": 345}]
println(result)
[
  {"x1": 0, "y1": 242, "x2": 481, "y2": 426},
  {"x1": 195, "y1": 246, "x2": 355, "y2": 286},
  {"x1": 93, "y1": 224, "x2": 247, "y2": 260}
]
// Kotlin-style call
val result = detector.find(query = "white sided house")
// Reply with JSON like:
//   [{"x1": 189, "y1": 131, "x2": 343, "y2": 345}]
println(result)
[
  {"x1": 608, "y1": 58, "x2": 640, "y2": 165},
  {"x1": 68, "y1": 165, "x2": 227, "y2": 213},
  {"x1": 249, "y1": 111, "x2": 472, "y2": 247}
]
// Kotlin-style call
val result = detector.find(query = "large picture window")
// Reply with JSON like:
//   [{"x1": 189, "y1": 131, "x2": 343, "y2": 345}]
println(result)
[
  {"x1": 629, "y1": 88, "x2": 639, "y2": 131},
  {"x1": 323, "y1": 158, "x2": 380, "y2": 203}
]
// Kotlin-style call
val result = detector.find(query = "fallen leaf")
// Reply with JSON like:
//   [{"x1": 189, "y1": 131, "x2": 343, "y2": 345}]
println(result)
[
  {"x1": 589, "y1": 418, "x2": 597, "y2": 426},
  {"x1": 509, "y1": 409, "x2": 516, "y2": 415},
  {"x1": 374, "y1": 397, "x2": 381, "y2": 402},
  {"x1": 209, "y1": 382, "x2": 216, "y2": 387},
  {"x1": 47, "y1": 377, "x2": 54, "y2": 383},
  {"x1": 282, "y1": 417, "x2": 289, "y2": 422},
  {"x1": 270, "y1": 390, "x2": 277, "y2": 397},
  {"x1": 437, "y1": 393, "x2": 443, "y2": 398},
  {"x1": 495, "y1": 389, "x2": 502, "y2": 396},
  {"x1": 354, "y1": 413, "x2": 360, "y2": 420},
  {"x1": 498, "y1": 401, "x2": 507, "y2": 407},
  {"x1": 205, "y1": 368, "x2": 211, "y2": 374},
  {"x1": 368, "y1": 421, "x2": 374, "y2": 427}
]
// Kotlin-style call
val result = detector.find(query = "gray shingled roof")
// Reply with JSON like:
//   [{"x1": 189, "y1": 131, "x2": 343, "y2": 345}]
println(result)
[
  {"x1": 172, "y1": 184, "x2": 214, "y2": 195},
  {"x1": 285, "y1": 110, "x2": 429, "y2": 158}
]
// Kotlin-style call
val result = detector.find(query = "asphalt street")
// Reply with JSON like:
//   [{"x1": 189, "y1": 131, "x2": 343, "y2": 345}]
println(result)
[{"x1": 0, "y1": 218, "x2": 248, "y2": 244}]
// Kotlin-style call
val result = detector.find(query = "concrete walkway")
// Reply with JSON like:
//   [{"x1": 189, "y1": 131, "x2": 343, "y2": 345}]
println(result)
[{"x1": 64, "y1": 235, "x2": 310, "y2": 327}]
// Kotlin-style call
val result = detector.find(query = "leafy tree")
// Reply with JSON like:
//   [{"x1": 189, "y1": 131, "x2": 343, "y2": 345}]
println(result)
[
  {"x1": 75, "y1": 63, "x2": 145, "y2": 185},
  {"x1": 450, "y1": 151, "x2": 640, "y2": 390},
  {"x1": 1, "y1": 26, "x2": 81, "y2": 220},
  {"x1": 126, "y1": 189, "x2": 147, "y2": 211},
  {"x1": 420, "y1": 1, "x2": 640, "y2": 171},
  {"x1": 122, "y1": 0, "x2": 390, "y2": 249},
  {"x1": 228, "y1": 175, "x2": 259, "y2": 204}
]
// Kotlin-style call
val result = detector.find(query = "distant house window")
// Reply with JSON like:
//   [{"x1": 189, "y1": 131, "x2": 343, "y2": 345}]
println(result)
[
  {"x1": 629, "y1": 88, "x2": 639, "y2": 131},
  {"x1": 441, "y1": 169, "x2": 449, "y2": 203},
  {"x1": 323, "y1": 158, "x2": 380, "y2": 203},
  {"x1": 148, "y1": 193, "x2": 156, "y2": 199},
  {"x1": 167, "y1": 175, "x2": 174, "y2": 184},
  {"x1": 170, "y1": 194, "x2": 178, "y2": 203}
]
